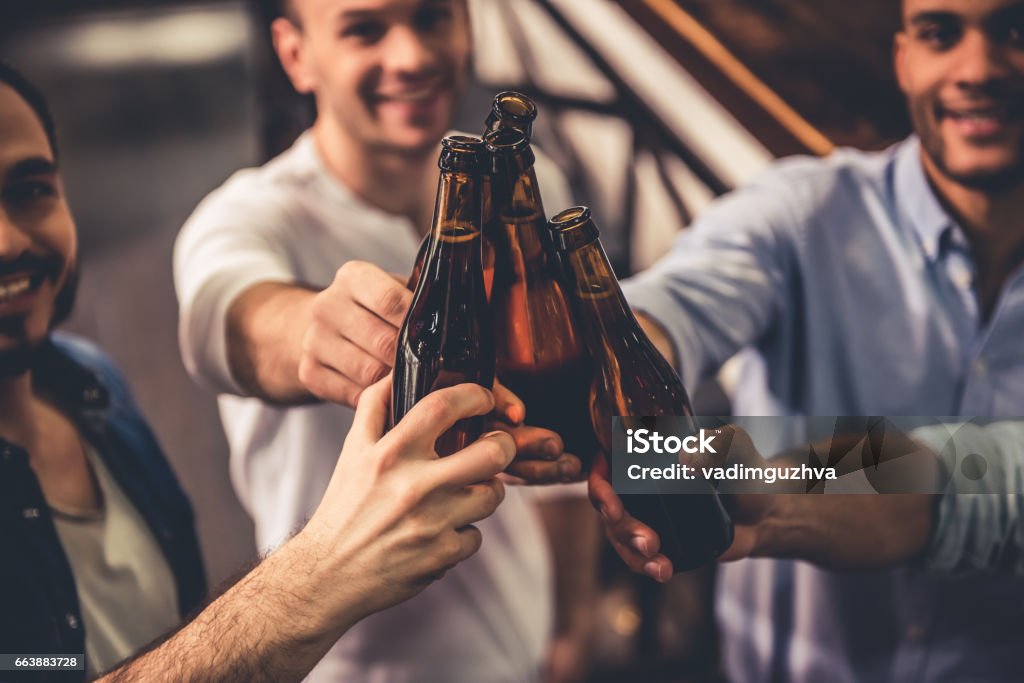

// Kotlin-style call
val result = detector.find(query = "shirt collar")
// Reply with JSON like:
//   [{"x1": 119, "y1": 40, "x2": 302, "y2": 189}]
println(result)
[
  {"x1": 32, "y1": 338, "x2": 110, "y2": 414},
  {"x1": 894, "y1": 136, "x2": 962, "y2": 262}
]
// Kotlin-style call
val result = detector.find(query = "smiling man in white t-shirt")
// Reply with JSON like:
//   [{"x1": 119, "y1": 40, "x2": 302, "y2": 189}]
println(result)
[{"x1": 174, "y1": 1, "x2": 597, "y2": 681}]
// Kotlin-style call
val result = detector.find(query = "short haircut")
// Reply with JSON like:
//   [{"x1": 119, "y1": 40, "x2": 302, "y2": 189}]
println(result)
[
  {"x1": 0, "y1": 62, "x2": 58, "y2": 158},
  {"x1": 262, "y1": 0, "x2": 296, "y2": 22}
]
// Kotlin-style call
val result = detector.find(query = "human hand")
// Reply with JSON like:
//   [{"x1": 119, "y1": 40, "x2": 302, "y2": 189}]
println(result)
[
  {"x1": 590, "y1": 423, "x2": 937, "y2": 577},
  {"x1": 587, "y1": 425, "x2": 775, "y2": 581},
  {"x1": 587, "y1": 453, "x2": 673, "y2": 582},
  {"x1": 488, "y1": 382, "x2": 585, "y2": 486},
  {"x1": 298, "y1": 261, "x2": 411, "y2": 407},
  {"x1": 298, "y1": 377, "x2": 516, "y2": 627}
]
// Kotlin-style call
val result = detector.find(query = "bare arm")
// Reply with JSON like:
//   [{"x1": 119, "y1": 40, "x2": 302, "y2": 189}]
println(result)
[
  {"x1": 591, "y1": 425, "x2": 939, "y2": 581},
  {"x1": 99, "y1": 535, "x2": 358, "y2": 683},
  {"x1": 227, "y1": 282, "x2": 316, "y2": 403},
  {"x1": 225, "y1": 262, "x2": 413, "y2": 406},
  {"x1": 96, "y1": 379, "x2": 515, "y2": 682}
]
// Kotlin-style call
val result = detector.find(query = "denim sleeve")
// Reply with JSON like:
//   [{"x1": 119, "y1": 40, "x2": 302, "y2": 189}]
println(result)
[{"x1": 912, "y1": 421, "x2": 1024, "y2": 575}]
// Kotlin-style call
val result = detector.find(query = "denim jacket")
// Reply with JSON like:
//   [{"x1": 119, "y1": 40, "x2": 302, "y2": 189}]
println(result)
[{"x1": 0, "y1": 333, "x2": 206, "y2": 681}]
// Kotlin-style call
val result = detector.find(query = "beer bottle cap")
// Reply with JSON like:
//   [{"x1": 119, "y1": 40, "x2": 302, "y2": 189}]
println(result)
[
  {"x1": 439, "y1": 135, "x2": 487, "y2": 174},
  {"x1": 550, "y1": 206, "x2": 600, "y2": 251},
  {"x1": 485, "y1": 91, "x2": 537, "y2": 136},
  {"x1": 484, "y1": 128, "x2": 536, "y2": 177}
]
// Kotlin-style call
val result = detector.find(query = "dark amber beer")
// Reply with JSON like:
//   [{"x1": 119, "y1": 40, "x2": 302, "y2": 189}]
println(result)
[
  {"x1": 485, "y1": 127, "x2": 598, "y2": 464},
  {"x1": 550, "y1": 206, "x2": 734, "y2": 572},
  {"x1": 392, "y1": 136, "x2": 495, "y2": 456}
]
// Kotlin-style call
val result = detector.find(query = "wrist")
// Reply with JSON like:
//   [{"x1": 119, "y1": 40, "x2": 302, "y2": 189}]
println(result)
[
  {"x1": 272, "y1": 529, "x2": 368, "y2": 642},
  {"x1": 749, "y1": 494, "x2": 815, "y2": 559}
]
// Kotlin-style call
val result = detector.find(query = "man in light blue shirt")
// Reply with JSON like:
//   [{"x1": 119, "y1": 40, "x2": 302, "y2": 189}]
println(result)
[{"x1": 593, "y1": 0, "x2": 1024, "y2": 680}]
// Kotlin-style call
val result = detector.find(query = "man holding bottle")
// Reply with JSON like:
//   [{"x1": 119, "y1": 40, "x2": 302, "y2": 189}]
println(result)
[
  {"x1": 594, "y1": 0, "x2": 1024, "y2": 680},
  {"x1": 0, "y1": 62, "x2": 516, "y2": 682},
  {"x1": 175, "y1": 1, "x2": 596, "y2": 681}
]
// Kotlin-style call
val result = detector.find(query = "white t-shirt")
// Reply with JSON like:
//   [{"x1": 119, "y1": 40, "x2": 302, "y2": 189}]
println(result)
[
  {"x1": 52, "y1": 445, "x2": 181, "y2": 678},
  {"x1": 175, "y1": 131, "x2": 575, "y2": 683}
]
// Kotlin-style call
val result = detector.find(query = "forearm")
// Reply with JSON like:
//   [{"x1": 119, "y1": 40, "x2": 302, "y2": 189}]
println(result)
[
  {"x1": 226, "y1": 282, "x2": 316, "y2": 404},
  {"x1": 97, "y1": 534, "x2": 359, "y2": 683},
  {"x1": 749, "y1": 492, "x2": 934, "y2": 569},
  {"x1": 536, "y1": 497, "x2": 601, "y2": 633},
  {"x1": 738, "y1": 430, "x2": 939, "y2": 569}
]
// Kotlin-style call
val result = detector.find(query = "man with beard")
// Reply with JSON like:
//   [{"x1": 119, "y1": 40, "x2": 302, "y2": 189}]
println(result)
[
  {"x1": 175, "y1": 1, "x2": 596, "y2": 681},
  {"x1": 592, "y1": 0, "x2": 1024, "y2": 680},
  {"x1": 0, "y1": 62, "x2": 519, "y2": 682}
]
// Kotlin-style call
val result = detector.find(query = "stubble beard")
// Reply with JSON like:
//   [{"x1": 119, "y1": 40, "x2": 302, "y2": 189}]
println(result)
[
  {"x1": 913, "y1": 98, "x2": 1024, "y2": 195},
  {"x1": 0, "y1": 262, "x2": 78, "y2": 379}
]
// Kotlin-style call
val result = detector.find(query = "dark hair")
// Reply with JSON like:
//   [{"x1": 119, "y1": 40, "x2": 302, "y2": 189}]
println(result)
[
  {"x1": 0, "y1": 62, "x2": 58, "y2": 158},
  {"x1": 260, "y1": 0, "x2": 296, "y2": 22}
]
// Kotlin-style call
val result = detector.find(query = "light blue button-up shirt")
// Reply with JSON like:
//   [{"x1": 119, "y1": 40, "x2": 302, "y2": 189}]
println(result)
[{"x1": 623, "y1": 137, "x2": 1024, "y2": 683}]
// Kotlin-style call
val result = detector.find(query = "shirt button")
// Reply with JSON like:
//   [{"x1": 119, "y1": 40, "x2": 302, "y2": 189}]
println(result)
[
  {"x1": 973, "y1": 359, "x2": 988, "y2": 375},
  {"x1": 955, "y1": 271, "x2": 973, "y2": 290},
  {"x1": 906, "y1": 623, "x2": 924, "y2": 641},
  {"x1": 66, "y1": 613, "x2": 79, "y2": 629},
  {"x1": 22, "y1": 507, "x2": 41, "y2": 520}
]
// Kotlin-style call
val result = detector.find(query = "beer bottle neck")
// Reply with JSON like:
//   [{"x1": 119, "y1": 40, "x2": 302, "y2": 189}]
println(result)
[
  {"x1": 431, "y1": 170, "x2": 483, "y2": 242},
  {"x1": 563, "y1": 236, "x2": 693, "y2": 420},
  {"x1": 487, "y1": 160, "x2": 555, "y2": 271},
  {"x1": 491, "y1": 149, "x2": 541, "y2": 208},
  {"x1": 417, "y1": 170, "x2": 485, "y2": 292},
  {"x1": 562, "y1": 239, "x2": 644, "y2": 353}
]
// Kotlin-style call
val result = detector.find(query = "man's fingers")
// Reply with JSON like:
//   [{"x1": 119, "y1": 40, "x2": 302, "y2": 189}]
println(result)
[
  {"x1": 610, "y1": 513, "x2": 663, "y2": 559},
  {"x1": 505, "y1": 454, "x2": 583, "y2": 484},
  {"x1": 587, "y1": 467, "x2": 624, "y2": 524},
  {"x1": 428, "y1": 431, "x2": 516, "y2": 488},
  {"x1": 345, "y1": 261, "x2": 414, "y2": 327},
  {"x1": 332, "y1": 302, "x2": 401, "y2": 366},
  {"x1": 348, "y1": 376, "x2": 393, "y2": 444},
  {"x1": 307, "y1": 334, "x2": 390, "y2": 390},
  {"x1": 605, "y1": 529, "x2": 673, "y2": 583},
  {"x1": 496, "y1": 423, "x2": 563, "y2": 461},
  {"x1": 444, "y1": 477, "x2": 506, "y2": 528},
  {"x1": 298, "y1": 359, "x2": 366, "y2": 407},
  {"x1": 451, "y1": 525, "x2": 484, "y2": 565},
  {"x1": 491, "y1": 380, "x2": 526, "y2": 425},
  {"x1": 390, "y1": 384, "x2": 496, "y2": 453},
  {"x1": 718, "y1": 527, "x2": 758, "y2": 563},
  {"x1": 496, "y1": 472, "x2": 531, "y2": 487}
]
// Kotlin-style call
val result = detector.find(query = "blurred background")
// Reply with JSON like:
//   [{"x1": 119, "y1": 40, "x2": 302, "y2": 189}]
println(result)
[{"x1": 1, "y1": 1, "x2": 909, "y2": 680}]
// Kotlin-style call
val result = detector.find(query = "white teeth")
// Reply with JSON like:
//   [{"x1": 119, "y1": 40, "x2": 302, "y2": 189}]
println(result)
[
  {"x1": 0, "y1": 276, "x2": 31, "y2": 301},
  {"x1": 949, "y1": 108, "x2": 1003, "y2": 121},
  {"x1": 387, "y1": 87, "x2": 435, "y2": 102}
]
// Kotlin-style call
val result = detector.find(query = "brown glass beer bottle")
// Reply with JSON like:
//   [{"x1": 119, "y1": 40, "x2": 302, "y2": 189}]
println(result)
[
  {"x1": 484, "y1": 91, "x2": 538, "y2": 137},
  {"x1": 550, "y1": 206, "x2": 734, "y2": 572},
  {"x1": 407, "y1": 91, "x2": 536, "y2": 290},
  {"x1": 392, "y1": 136, "x2": 495, "y2": 456},
  {"x1": 485, "y1": 127, "x2": 599, "y2": 465}
]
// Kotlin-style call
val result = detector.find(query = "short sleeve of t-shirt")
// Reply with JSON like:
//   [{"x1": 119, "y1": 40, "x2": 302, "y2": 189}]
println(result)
[{"x1": 174, "y1": 170, "x2": 297, "y2": 396}]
